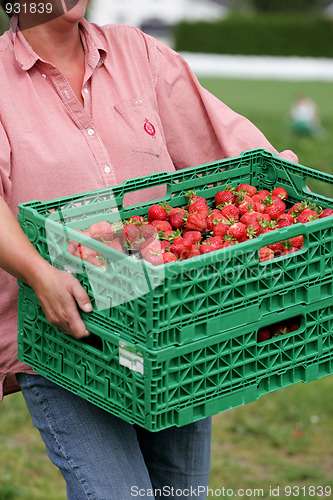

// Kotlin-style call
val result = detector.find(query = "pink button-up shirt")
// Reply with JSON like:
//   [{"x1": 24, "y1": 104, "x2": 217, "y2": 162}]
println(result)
[{"x1": 0, "y1": 15, "x2": 297, "y2": 399}]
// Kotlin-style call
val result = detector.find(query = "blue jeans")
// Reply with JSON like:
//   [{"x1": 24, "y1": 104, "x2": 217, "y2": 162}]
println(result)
[{"x1": 17, "y1": 374, "x2": 211, "y2": 500}]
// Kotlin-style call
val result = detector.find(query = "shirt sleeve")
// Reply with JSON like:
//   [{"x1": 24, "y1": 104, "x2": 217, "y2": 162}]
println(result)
[
  {"x1": 150, "y1": 38, "x2": 298, "y2": 169},
  {"x1": 0, "y1": 119, "x2": 11, "y2": 202}
]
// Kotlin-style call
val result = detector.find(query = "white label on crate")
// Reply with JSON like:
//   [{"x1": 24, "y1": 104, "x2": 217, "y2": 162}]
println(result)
[{"x1": 119, "y1": 341, "x2": 144, "y2": 375}]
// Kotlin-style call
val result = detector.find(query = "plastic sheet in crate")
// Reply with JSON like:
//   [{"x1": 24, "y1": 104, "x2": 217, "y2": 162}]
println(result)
[{"x1": 18, "y1": 283, "x2": 333, "y2": 432}]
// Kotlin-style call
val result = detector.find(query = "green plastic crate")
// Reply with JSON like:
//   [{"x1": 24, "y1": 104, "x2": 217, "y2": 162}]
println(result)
[
  {"x1": 17, "y1": 149, "x2": 333, "y2": 349},
  {"x1": 17, "y1": 283, "x2": 333, "y2": 432}
]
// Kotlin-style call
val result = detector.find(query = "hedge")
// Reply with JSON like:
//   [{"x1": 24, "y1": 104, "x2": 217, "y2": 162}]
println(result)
[{"x1": 173, "y1": 15, "x2": 333, "y2": 58}]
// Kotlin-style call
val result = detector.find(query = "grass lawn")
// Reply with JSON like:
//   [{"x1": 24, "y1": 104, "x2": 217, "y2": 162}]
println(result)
[{"x1": 0, "y1": 78, "x2": 332, "y2": 499}]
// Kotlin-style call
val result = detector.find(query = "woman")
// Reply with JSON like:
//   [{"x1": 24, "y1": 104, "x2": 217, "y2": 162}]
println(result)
[{"x1": 0, "y1": 1, "x2": 297, "y2": 498}]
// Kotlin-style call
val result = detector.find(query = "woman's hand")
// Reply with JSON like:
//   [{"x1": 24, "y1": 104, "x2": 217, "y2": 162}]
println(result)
[{"x1": 31, "y1": 265, "x2": 92, "y2": 339}]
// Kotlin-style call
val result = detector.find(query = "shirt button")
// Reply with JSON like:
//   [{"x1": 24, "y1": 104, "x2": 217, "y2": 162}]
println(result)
[
  {"x1": 84, "y1": 88, "x2": 89, "y2": 94},
  {"x1": 87, "y1": 128, "x2": 95, "y2": 135},
  {"x1": 104, "y1": 166, "x2": 111, "y2": 173}
]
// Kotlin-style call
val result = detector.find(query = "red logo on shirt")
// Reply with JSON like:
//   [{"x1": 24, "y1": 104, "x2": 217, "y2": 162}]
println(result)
[{"x1": 144, "y1": 119, "x2": 156, "y2": 136}]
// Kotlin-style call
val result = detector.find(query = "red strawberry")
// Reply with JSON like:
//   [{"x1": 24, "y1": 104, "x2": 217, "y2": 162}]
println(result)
[
  {"x1": 238, "y1": 200, "x2": 255, "y2": 217},
  {"x1": 291, "y1": 235, "x2": 304, "y2": 249},
  {"x1": 214, "y1": 186, "x2": 236, "y2": 206},
  {"x1": 257, "y1": 190, "x2": 271, "y2": 199},
  {"x1": 185, "y1": 213, "x2": 207, "y2": 232},
  {"x1": 296, "y1": 209, "x2": 319, "y2": 223},
  {"x1": 121, "y1": 223, "x2": 141, "y2": 246},
  {"x1": 147, "y1": 204, "x2": 168, "y2": 222},
  {"x1": 240, "y1": 211, "x2": 261, "y2": 226},
  {"x1": 276, "y1": 213, "x2": 294, "y2": 228},
  {"x1": 139, "y1": 224, "x2": 157, "y2": 240},
  {"x1": 170, "y1": 237, "x2": 192, "y2": 260},
  {"x1": 162, "y1": 252, "x2": 178, "y2": 264},
  {"x1": 286, "y1": 318, "x2": 301, "y2": 332},
  {"x1": 272, "y1": 187, "x2": 288, "y2": 200},
  {"x1": 150, "y1": 220, "x2": 173, "y2": 232},
  {"x1": 185, "y1": 190, "x2": 207, "y2": 206},
  {"x1": 236, "y1": 183, "x2": 257, "y2": 197},
  {"x1": 89, "y1": 221, "x2": 115, "y2": 241},
  {"x1": 85, "y1": 256, "x2": 104, "y2": 268},
  {"x1": 187, "y1": 244, "x2": 201, "y2": 259},
  {"x1": 68, "y1": 243, "x2": 76, "y2": 255},
  {"x1": 206, "y1": 236, "x2": 224, "y2": 250},
  {"x1": 205, "y1": 209, "x2": 223, "y2": 230},
  {"x1": 263, "y1": 195, "x2": 286, "y2": 220},
  {"x1": 288, "y1": 201, "x2": 308, "y2": 219},
  {"x1": 259, "y1": 246, "x2": 275, "y2": 262},
  {"x1": 220, "y1": 203, "x2": 240, "y2": 221},
  {"x1": 257, "y1": 327, "x2": 271, "y2": 342},
  {"x1": 183, "y1": 231, "x2": 202, "y2": 245},
  {"x1": 140, "y1": 236, "x2": 161, "y2": 256},
  {"x1": 160, "y1": 240, "x2": 172, "y2": 253},
  {"x1": 271, "y1": 323, "x2": 289, "y2": 337},
  {"x1": 188, "y1": 200, "x2": 209, "y2": 216},
  {"x1": 76, "y1": 245, "x2": 97, "y2": 261},
  {"x1": 106, "y1": 237, "x2": 124, "y2": 253},
  {"x1": 213, "y1": 222, "x2": 229, "y2": 238},
  {"x1": 234, "y1": 193, "x2": 253, "y2": 208},
  {"x1": 227, "y1": 220, "x2": 247, "y2": 242},
  {"x1": 246, "y1": 220, "x2": 263, "y2": 239},
  {"x1": 126, "y1": 215, "x2": 147, "y2": 225},
  {"x1": 254, "y1": 201, "x2": 265, "y2": 213},
  {"x1": 320, "y1": 208, "x2": 333, "y2": 218},
  {"x1": 169, "y1": 211, "x2": 186, "y2": 230},
  {"x1": 267, "y1": 241, "x2": 285, "y2": 256},
  {"x1": 143, "y1": 251, "x2": 163, "y2": 266}
]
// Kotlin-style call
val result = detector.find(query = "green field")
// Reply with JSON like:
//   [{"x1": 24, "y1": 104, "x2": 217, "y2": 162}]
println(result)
[{"x1": 1, "y1": 78, "x2": 332, "y2": 500}]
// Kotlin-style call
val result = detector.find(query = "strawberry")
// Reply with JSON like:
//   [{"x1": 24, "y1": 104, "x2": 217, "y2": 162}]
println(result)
[
  {"x1": 238, "y1": 200, "x2": 255, "y2": 217},
  {"x1": 254, "y1": 201, "x2": 265, "y2": 213},
  {"x1": 185, "y1": 190, "x2": 207, "y2": 206},
  {"x1": 288, "y1": 201, "x2": 308, "y2": 219},
  {"x1": 85, "y1": 256, "x2": 104, "y2": 268},
  {"x1": 183, "y1": 231, "x2": 202, "y2": 245},
  {"x1": 68, "y1": 243, "x2": 76, "y2": 255},
  {"x1": 187, "y1": 244, "x2": 201, "y2": 259},
  {"x1": 240, "y1": 211, "x2": 261, "y2": 226},
  {"x1": 185, "y1": 212, "x2": 207, "y2": 232},
  {"x1": 220, "y1": 203, "x2": 240, "y2": 221},
  {"x1": 188, "y1": 200, "x2": 209, "y2": 216},
  {"x1": 296, "y1": 209, "x2": 319, "y2": 223},
  {"x1": 169, "y1": 211, "x2": 186, "y2": 230},
  {"x1": 162, "y1": 252, "x2": 178, "y2": 264},
  {"x1": 320, "y1": 208, "x2": 333, "y2": 218},
  {"x1": 267, "y1": 241, "x2": 285, "y2": 257},
  {"x1": 214, "y1": 185, "x2": 236, "y2": 206},
  {"x1": 259, "y1": 246, "x2": 275, "y2": 262},
  {"x1": 126, "y1": 215, "x2": 147, "y2": 225},
  {"x1": 139, "y1": 224, "x2": 157, "y2": 240},
  {"x1": 263, "y1": 195, "x2": 286, "y2": 220},
  {"x1": 160, "y1": 240, "x2": 172, "y2": 253},
  {"x1": 286, "y1": 318, "x2": 301, "y2": 332},
  {"x1": 271, "y1": 323, "x2": 289, "y2": 337},
  {"x1": 272, "y1": 187, "x2": 288, "y2": 200},
  {"x1": 276, "y1": 213, "x2": 294, "y2": 228},
  {"x1": 234, "y1": 192, "x2": 253, "y2": 208},
  {"x1": 121, "y1": 223, "x2": 141, "y2": 246},
  {"x1": 170, "y1": 237, "x2": 192, "y2": 260},
  {"x1": 213, "y1": 221, "x2": 229, "y2": 238},
  {"x1": 205, "y1": 209, "x2": 223, "y2": 230},
  {"x1": 143, "y1": 251, "x2": 163, "y2": 266},
  {"x1": 77, "y1": 245, "x2": 97, "y2": 261},
  {"x1": 290, "y1": 235, "x2": 304, "y2": 249},
  {"x1": 256, "y1": 190, "x2": 271, "y2": 200},
  {"x1": 227, "y1": 220, "x2": 247, "y2": 242},
  {"x1": 246, "y1": 220, "x2": 263, "y2": 239},
  {"x1": 140, "y1": 236, "x2": 161, "y2": 256},
  {"x1": 147, "y1": 204, "x2": 168, "y2": 222},
  {"x1": 150, "y1": 220, "x2": 173, "y2": 232},
  {"x1": 257, "y1": 327, "x2": 271, "y2": 342},
  {"x1": 89, "y1": 221, "x2": 115, "y2": 242},
  {"x1": 199, "y1": 236, "x2": 223, "y2": 254},
  {"x1": 236, "y1": 183, "x2": 257, "y2": 197},
  {"x1": 106, "y1": 237, "x2": 124, "y2": 253}
]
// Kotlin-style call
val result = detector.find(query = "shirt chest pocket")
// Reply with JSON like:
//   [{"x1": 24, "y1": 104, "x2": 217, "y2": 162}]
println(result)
[{"x1": 114, "y1": 97, "x2": 163, "y2": 157}]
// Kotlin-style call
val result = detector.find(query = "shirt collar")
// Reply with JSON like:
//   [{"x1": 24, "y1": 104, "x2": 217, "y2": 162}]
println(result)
[{"x1": 10, "y1": 14, "x2": 107, "y2": 72}]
